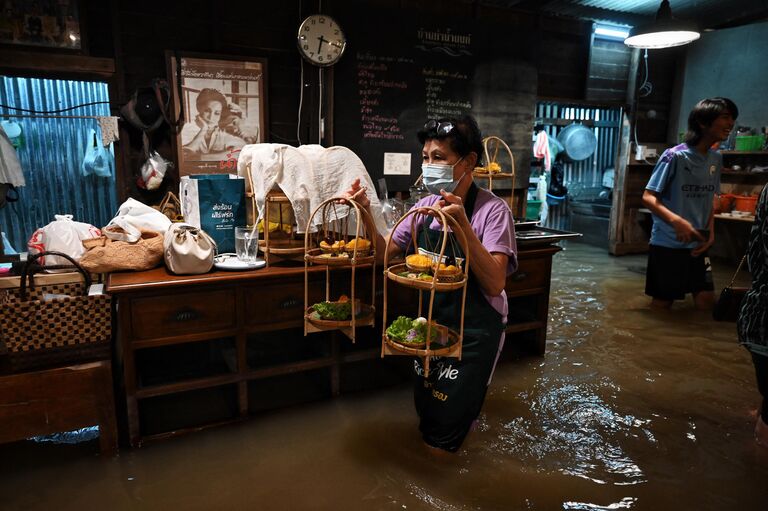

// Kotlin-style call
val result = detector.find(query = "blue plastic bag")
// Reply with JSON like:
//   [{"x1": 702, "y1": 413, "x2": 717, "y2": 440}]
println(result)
[{"x1": 81, "y1": 129, "x2": 113, "y2": 178}]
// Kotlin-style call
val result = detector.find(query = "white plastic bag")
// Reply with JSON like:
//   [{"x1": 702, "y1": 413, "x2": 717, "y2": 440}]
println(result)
[
  {"x1": 105, "y1": 198, "x2": 172, "y2": 242},
  {"x1": 137, "y1": 151, "x2": 170, "y2": 190},
  {"x1": 27, "y1": 214, "x2": 102, "y2": 267}
]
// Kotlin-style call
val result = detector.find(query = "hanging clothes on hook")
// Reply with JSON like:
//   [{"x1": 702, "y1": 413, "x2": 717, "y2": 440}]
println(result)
[
  {"x1": 0, "y1": 122, "x2": 24, "y2": 209},
  {"x1": 96, "y1": 116, "x2": 119, "y2": 147}
]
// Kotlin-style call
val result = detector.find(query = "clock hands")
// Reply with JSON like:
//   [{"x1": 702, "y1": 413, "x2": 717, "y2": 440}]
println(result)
[{"x1": 317, "y1": 35, "x2": 328, "y2": 54}]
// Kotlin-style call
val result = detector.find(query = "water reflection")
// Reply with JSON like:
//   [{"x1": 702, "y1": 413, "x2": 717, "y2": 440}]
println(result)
[{"x1": 2, "y1": 243, "x2": 768, "y2": 510}]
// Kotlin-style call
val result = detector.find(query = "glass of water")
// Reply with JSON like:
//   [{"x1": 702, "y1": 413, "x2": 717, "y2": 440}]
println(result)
[{"x1": 234, "y1": 226, "x2": 258, "y2": 262}]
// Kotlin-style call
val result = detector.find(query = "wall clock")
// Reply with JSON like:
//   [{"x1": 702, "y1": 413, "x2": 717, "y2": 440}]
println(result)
[{"x1": 297, "y1": 14, "x2": 347, "y2": 67}]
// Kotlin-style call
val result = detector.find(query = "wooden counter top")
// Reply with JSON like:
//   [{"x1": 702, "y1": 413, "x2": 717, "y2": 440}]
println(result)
[
  {"x1": 106, "y1": 245, "x2": 560, "y2": 294},
  {"x1": 106, "y1": 262, "x2": 355, "y2": 294}
]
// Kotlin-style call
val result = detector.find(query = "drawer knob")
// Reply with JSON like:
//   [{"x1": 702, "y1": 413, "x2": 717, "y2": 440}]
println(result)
[
  {"x1": 510, "y1": 271, "x2": 528, "y2": 282},
  {"x1": 172, "y1": 308, "x2": 201, "y2": 322}
]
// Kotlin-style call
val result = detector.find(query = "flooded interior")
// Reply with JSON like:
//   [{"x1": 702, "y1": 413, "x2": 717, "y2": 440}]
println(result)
[{"x1": 2, "y1": 242, "x2": 767, "y2": 510}]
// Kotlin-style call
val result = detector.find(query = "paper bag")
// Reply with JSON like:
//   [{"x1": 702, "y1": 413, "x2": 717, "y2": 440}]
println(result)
[{"x1": 180, "y1": 174, "x2": 245, "y2": 253}]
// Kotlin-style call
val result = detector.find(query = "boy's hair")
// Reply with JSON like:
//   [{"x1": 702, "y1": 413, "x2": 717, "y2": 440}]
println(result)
[
  {"x1": 417, "y1": 114, "x2": 484, "y2": 166},
  {"x1": 685, "y1": 97, "x2": 738, "y2": 146}
]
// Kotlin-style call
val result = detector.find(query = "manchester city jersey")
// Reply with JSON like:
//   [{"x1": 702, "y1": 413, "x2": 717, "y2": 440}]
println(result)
[{"x1": 645, "y1": 143, "x2": 721, "y2": 249}]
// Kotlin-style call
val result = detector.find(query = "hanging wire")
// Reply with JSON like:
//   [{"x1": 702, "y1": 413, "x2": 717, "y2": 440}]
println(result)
[
  {"x1": 0, "y1": 100, "x2": 112, "y2": 114},
  {"x1": 318, "y1": 67, "x2": 323, "y2": 144},
  {"x1": 296, "y1": 0, "x2": 304, "y2": 145},
  {"x1": 297, "y1": 56, "x2": 305, "y2": 145},
  {"x1": 638, "y1": 49, "x2": 653, "y2": 98}
]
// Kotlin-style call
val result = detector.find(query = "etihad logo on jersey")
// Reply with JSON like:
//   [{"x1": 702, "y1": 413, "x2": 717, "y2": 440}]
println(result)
[{"x1": 681, "y1": 184, "x2": 715, "y2": 192}]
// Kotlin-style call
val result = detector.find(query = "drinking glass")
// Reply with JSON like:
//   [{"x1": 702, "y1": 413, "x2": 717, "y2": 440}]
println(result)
[{"x1": 234, "y1": 226, "x2": 258, "y2": 262}]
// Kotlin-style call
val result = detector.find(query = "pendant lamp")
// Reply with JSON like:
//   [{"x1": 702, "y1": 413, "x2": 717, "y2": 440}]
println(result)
[{"x1": 624, "y1": 0, "x2": 700, "y2": 49}]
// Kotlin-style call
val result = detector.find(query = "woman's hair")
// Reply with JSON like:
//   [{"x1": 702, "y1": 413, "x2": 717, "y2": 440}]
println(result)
[
  {"x1": 195, "y1": 88, "x2": 227, "y2": 112},
  {"x1": 685, "y1": 97, "x2": 738, "y2": 146},
  {"x1": 417, "y1": 114, "x2": 484, "y2": 166}
]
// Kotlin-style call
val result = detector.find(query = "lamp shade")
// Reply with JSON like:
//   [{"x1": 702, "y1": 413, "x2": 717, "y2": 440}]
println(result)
[{"x1": 624, "y1": 0, "x2": 700, "y2": 49}]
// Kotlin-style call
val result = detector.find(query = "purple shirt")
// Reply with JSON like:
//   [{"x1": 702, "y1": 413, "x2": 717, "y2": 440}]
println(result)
[{"x1": 391, "y1": 188, "x2": 518, "y2": 320}]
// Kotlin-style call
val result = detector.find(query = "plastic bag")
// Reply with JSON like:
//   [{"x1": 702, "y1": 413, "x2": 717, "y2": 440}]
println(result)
[
  {"x1": 27, "y1": 214, "x2": 102, "y2": 267},
  {"x1": 105, "y1": 198, "x2": 172, "y2": 242},
  {"x1": 137, "y1": 151, "x2": 171, "y2": 190},
  {"x1": 81, "y1": 129, "x2": 113, "y2": 178}
]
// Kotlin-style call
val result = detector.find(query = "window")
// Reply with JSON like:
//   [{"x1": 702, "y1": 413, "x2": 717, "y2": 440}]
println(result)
[{"x1": 0, "y1": 76, "x2": 117, "y2": 252}]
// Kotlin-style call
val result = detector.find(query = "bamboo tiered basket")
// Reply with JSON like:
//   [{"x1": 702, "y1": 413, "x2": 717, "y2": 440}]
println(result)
[
  {"x1": 303, "y1": 197, "x2": 376, "y2": 342},
  {"x1": 381, "y1": 205, "x2": 470, "y2": 377},
  {"x1": 473, "y1": 135, "x2": 516, "y2": 212},
  {"x1": 244, "y1": 162, "x2": 305, "y2": 267}
]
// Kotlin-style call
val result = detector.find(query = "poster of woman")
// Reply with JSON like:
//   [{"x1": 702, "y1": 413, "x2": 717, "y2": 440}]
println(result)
[{"x1": 168, "y1": 53, "x2": 268, "y2": 175}]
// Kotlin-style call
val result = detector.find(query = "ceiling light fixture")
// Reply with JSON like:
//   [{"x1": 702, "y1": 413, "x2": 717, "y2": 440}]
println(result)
[{"x1": 624, "y1": 0, "x2": 700, "y2": 49}]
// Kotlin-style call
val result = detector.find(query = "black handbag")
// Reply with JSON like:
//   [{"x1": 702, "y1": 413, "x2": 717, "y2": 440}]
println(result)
[{"x1": 713, "y1": 254, "x2": 748, "y2": 322}]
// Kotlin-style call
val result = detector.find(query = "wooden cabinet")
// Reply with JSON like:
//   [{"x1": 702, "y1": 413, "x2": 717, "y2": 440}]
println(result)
[
  {"x1": 504, "y1": 245, "x2": 561, "y2": 356},
  {"x1": 609, "y1": 162, "x2": 653, "y2": 255},
  {"x1": 107, "y1": 244, "x2": 561, "y2": 446}
]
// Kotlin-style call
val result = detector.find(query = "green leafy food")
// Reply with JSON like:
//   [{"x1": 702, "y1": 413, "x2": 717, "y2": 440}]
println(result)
[
  {"x1": 386, "y1": 316, "x2": 440, "y2": 345},
  {"x1": 312, "y1": 301, "x2": 352, "y2": 321}
]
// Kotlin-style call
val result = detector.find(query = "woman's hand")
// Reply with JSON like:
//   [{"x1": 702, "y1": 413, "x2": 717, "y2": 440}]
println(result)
[
  {"x1": 436, "y1": 189, "x2": 469, "y2": 229},
  {"x1": 341, "y1": 177, "x2": 371, "y2": 209}
]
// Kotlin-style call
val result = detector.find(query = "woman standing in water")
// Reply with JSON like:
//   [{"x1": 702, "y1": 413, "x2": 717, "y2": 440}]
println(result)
[
  {"x1": 345, "y1": 115, "x2": 517, "y2": 452},
  {"x1": 737, "y1": 184, "x2": 768, "y2": 448}
]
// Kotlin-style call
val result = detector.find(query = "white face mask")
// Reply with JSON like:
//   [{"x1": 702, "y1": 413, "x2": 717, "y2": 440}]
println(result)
[{"x1": 421, "y1": 157, "x2": 464, "y2": 195}]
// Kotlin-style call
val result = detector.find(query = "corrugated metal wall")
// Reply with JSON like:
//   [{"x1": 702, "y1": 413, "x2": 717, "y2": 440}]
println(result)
[
  {"x1": 535, "y1": 101, "x2": 622, "y2": 230},
  {"x1": 0, "y1": 77, "x2": 117, "y2": 252}
]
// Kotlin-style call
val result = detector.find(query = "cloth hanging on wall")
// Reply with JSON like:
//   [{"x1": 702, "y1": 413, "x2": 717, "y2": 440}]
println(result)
[
  {"x1": 0, "y1": 123, "x2": 25, "y2": 187},
  {"x1": 96, "y1": 116, "x2": 120, "y2": 147},
  {"x1": 533, "y1": 130, "x2": 552, "y2": 171}
]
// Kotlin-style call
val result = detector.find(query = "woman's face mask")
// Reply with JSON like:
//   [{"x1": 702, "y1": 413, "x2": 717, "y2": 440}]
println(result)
[{"x1": 422, "y1": 157, "x2": 465, "y2": 195}]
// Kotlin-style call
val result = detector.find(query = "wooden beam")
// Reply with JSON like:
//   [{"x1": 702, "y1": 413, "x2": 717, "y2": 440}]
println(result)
[{"x1": 0, "y1": 49, "x2": 115, "y2": 77}]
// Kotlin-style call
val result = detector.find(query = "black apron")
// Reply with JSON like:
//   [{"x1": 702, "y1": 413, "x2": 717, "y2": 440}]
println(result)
[{"x1": 412, "y1": 183, "x2": 506, "y2": 452}]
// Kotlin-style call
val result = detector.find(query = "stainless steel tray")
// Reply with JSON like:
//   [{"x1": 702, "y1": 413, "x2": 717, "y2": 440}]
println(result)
[
  {"x1": 515, "y1": 226, "x2": 582, "y2": 246},
  {"x1": 514, "y1": 218, "x2": 541, "y2": 229}
]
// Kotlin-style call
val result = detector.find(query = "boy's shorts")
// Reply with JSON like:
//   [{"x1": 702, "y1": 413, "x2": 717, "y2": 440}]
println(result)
[{"x1": 645, "y1": 244, "x2": 714, "y2": 301}]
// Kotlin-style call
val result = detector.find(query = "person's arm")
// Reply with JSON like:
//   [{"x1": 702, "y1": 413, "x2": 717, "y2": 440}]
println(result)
[
  {"x1": 436, "y1": 191, "x2": 509, "y2": 296},
  {"x1": 642, "y1": 190, "x2": 705, "y2": 244},
  {"x1": 691, "y1": 196, "x2": 716, "y2": 256},
  {"x1": 642, "y1": 150, "x2": 704, "y2": 244}
]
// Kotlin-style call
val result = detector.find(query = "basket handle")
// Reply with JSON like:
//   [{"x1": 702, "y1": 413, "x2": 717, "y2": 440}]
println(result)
[{"x1": 20, "y1": 251, "x2": 92, "y2": 301}]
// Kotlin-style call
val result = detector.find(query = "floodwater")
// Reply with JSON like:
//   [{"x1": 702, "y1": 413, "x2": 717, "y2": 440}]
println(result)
[{"x1": 2, "y1": 242, "x2": 767, "y2": 510}]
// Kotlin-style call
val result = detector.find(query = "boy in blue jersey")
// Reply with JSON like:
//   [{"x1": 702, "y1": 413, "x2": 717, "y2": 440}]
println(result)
[{"x1": 642, "y1": 97, "x2": 738, "y2": 310}]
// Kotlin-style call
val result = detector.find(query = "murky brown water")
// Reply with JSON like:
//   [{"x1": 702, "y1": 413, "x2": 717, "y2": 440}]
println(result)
[{"x1": 2, "y1": 242, "x2": 767, "y2": 510}]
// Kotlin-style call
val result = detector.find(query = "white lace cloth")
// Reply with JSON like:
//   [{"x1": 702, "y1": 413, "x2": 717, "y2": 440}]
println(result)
[
  {"x1": 237, "y1": 144, "x2": 314, "y2": 232},
  {"x1": 296, "y1": 145, "x2": 387, "y2": 235},
  {"x1": 237, "y1": 144, "x2": 388, "y2": 235}
]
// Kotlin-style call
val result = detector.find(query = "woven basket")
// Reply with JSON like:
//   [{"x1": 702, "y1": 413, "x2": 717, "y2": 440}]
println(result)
[{"x1": 0, "y1": 251, "x2": 111, "y2": 373}]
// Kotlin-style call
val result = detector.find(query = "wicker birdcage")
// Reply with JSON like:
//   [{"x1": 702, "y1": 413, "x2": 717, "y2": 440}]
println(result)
[
  {"x1": 381, "y1": 205, "x2": 469, "y2": 377},
  {"x1": 303, "y1": 197, "x2": 377, "y2": 343},
  {"x1": 473, "y1": 136, "x2": 516, "y2": 212}
]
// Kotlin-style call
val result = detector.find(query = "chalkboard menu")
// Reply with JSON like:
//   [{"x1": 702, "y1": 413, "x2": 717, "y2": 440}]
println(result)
[{"x1": 333, "y1": 13, "x2": 479, "y2": 192}]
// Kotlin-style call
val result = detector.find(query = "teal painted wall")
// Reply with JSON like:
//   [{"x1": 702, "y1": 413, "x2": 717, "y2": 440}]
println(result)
[{"x1": 677, "y1": 21, "x2": 768, "y2": 135}]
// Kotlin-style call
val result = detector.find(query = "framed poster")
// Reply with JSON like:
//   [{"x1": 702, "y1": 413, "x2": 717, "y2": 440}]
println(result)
[
  {"x1": 167, "y1": 52, "x2": 268, "y2": 175},
  {"x1": 0, "y1": 0, "x2": 82, "y2": 50}
]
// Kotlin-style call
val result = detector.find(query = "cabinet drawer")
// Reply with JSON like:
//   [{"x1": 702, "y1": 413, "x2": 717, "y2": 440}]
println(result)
[
  {"x1": 506, "y1": 257, "x2": 548, "y2": 294},
  {"x1": 131, "y1": 289, "x2": 236, "y2": 340},
  {"x1": 244, "y1": 278, "x2": 326, "y2": 327}
]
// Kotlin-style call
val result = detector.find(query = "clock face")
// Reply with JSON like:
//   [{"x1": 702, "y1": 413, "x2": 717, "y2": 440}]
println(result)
[{"x1": 297, "y1": 15, "x2": 346, "y2": 67}]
